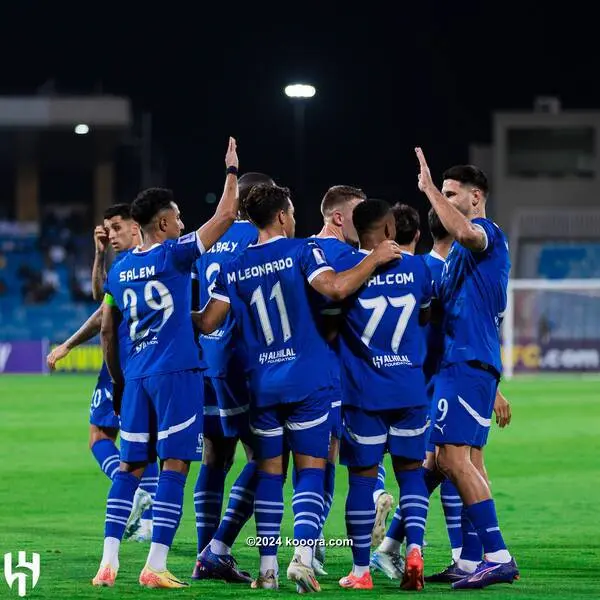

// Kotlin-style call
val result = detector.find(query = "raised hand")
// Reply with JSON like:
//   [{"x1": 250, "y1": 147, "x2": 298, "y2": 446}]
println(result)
[
  {"x1": 225, "y1": 136, "x2": 239, "y2": 169},
  {"x1": 94, "y1": 225, "x2": 109, "y2": 253},
  {"x1": 415, "y1": 147, "x2": 434, "y2": 193}
]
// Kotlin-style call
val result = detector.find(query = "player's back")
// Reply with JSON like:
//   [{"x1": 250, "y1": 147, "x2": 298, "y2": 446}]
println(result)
[
  {"x1": 106, "y1": 233, "x2": 202, "y2": 379},
  {"x1": 423, "y1": 250, "x2": 445, "y2": 382},
  {"x1": 439, "y1": 218, "x2": 510, "y2": 374},
  {"x1": 213, "y1": 236, "x2": 333, "y2": 406},
  {"x1": 194, "y1": 220, "x2": 257, "y2": 377},
  {"x1": 338, "y1": 251, "x2": 432, "y2": 411}
]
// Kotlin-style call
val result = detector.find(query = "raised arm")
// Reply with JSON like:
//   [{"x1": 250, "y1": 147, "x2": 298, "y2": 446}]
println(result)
[
  {"x1": 91, "y1": 225, "x2": 109, "y2": 301},
  {"x1": 191, "y1": 298, "x2": 231, "y2": 334},
  {"x1": 46, "y1": 306, "x2": 103, "y2": 370},
  {"x1": 310, "y1": 240, "x2": 402, "y2": 301},
  {"x1": 197, "y1": 137, "x2": 240, "y2": 252},
  {"x1": 415, "y1": 147, "x2": 487, "y2": 252}
]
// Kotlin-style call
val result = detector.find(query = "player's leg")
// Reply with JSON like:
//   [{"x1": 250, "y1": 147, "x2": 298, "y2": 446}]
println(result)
[
  {"x1": 89, "y1": 425, "x2": 120, "y2": 479},
  {"x1": 192, "y1": 377, "x2": 227, "y2": 575},
  {"x1": 92, "y1": 379, "x2": 149, "y2": 587},
  {"x1": 249, "y1": 406, "x2": 287, "y2": 590},
  {"x1": 432, "y1": 364, "x2": 518, "y2": 589},
  {"x1": 126, "y1": 460, "x2": 158, "y2": 542},
  {"x1": 198, "y1": 377, "x2": 255, "y2": 583},
  {"x1": 89, "y1": 382, "x2": 120, "y2": 480},
  {"x1": 453, "y1": 447, "x2": 485, "y2": 573},
  {"x1": 388, "y1": 405, "x2": 429, "y2": 592},
  {"x1": 284, "y1": 391, "x2": 330, "y2": 594},
  {"x1": 371, "y1": 461, "x2": 395, "y2": 548},
  {"x1": 337, "y1": 406, "x2": 387, "y2": 590},
  {"x1": 139, "y1": 370, "x2": 204, "y2": 589}
]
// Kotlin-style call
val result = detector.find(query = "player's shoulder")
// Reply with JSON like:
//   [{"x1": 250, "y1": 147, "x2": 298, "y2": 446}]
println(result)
[
  {"x1": 424, "y1": 250, "x2": 445, "y2": 268},
  {"x1": 472, "y1": 217, "x2": 505, "y2": 237}
]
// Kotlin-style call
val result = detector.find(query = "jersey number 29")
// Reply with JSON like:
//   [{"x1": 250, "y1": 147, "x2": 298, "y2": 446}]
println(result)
[{"x1": 123, "y1": 281, "x2": 174, "y2": 341}]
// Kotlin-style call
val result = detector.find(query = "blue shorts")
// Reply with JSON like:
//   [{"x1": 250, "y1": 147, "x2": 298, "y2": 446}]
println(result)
[
  {"x1": 340, "y1": 404, "x2": 429, "y2": 467},
  {"x1": 89, "y1": 379, "x2": 120, "y2": 430},
  {"x1": 203, "y1": 375, "x2": 251, "y2": 444},
  {"x1": 250, "y1": 388, "x2": 332, "y2": 460},
  {"x1": 425, "y1": 376, "x2": 437, "y2": 454},
  {"x1": 429, "y1": 362, "x2": 498, "y2": 448},
  {"x1": 120, "y1": 369, "x2": 204, "y2": 463}
]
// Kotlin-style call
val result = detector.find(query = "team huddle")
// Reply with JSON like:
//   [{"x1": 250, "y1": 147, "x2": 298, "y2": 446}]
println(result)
[{"x1": 47, "y1": 138, "x2": 519, "y2": 592}]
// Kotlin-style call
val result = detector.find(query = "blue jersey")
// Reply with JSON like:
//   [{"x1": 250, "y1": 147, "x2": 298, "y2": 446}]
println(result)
[
  {"x1": 438, "y1": 218, "x2": 510, "y2": 374},
  {"x1": 211, "y1": 236, "x2": 334, "y2": 407},
  {"x1": 423, "y1": 250, "x2": 445, "y2": 381},
  {"x1": 312, "y1": 237, "x2": 359, "y2": 385},
  {"x1": 193, "y1": 221, "x2": 257, "y2": 377},
  {"x1": 337, "y1": 250, "x2": 432, "y2": 411},
  {"x1": 105, "y1": 231, "x2": 204, "y2": 380}
]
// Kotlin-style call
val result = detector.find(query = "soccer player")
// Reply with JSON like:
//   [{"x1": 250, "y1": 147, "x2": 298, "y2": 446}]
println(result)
[
  {"x1": 191, "y1": 172, "x2": 274, "y2": 583},
  {"x1": 334, "y1": 200, "x2": 432, "y2": 591},
  {"x1": 192, "y1": 184, "x2": 402, "y2": 592},
  {"x1": 415, "y1": 148, "x2": 519, "y2": 589},
  {"x1": 47, "y1": 205, "x2": 158, "y2": 541},
  {"x1": 92, "y1": 137, "x2": 239, "y2": 589}
]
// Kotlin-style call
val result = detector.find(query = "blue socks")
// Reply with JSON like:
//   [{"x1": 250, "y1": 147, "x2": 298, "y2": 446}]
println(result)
[
  {"x1": 139, "y1": 462, "x2": 159, "y2": 521},
  {"x1": 319, "y1": 462, "x2": 336, "y2": 534},
  {"x1": 104, "y1": 471, "x2": 139, "y2": 540},
  {"x1": 345, "y1": 474, "x2": 376, "y2": 567},
  {"x1": 466, "y1": 499, "x2": 510, "y2": 560},
  {"x1": 152, "y1": 470, "x2": 186, "y2": 547},
  {"x1": 373, "y1": 463, "x2": 386, "y2": 499},
  {"x1": 395, "y1": 467, "x2": 429, "y2": 551},
  {"x1": 440, "y1": 479, "x2": 463, "y2": 554},
  {"x1": 194, "y1": 464, "x2": 226, "y2": 556},
  {"x1": 91, "y1": 439, "x2": 120, "y2": 481},
  {"x1": 460, "y1": 508, "x2": 483, "y2": 563},
  {"x1": 213, "y1": 461, "x2": 257, "y2": 549},
  {"x1": 293, "y1": 468, "x2": 325, "y2": 548},
  {"x1": 254, "y1": 471, "x2": 285, "y2": 570}
]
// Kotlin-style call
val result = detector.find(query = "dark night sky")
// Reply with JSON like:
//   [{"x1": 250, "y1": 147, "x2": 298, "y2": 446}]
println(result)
[{"x1": 0, "y1": 1, "x2": 596, "y2": 235}]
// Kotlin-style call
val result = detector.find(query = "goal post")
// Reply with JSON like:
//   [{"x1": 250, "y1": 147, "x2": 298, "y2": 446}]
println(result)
[{"x1": 502, "y1": 279, "x2": 600, "y2": 379}]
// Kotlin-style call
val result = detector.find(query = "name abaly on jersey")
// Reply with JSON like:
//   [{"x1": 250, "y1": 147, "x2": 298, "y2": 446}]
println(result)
[
  {"x1": 227, "y1": 257, "x2": 294, "y2": 283},
  {"x1": 259, "y1": 347, "x2": 297, "y2": 365},
  {"x1": 372, "y1": 353, "x2": 413, "y2": 368},
  {"x1": 207, "y1": 241, "x2": 240, "y2": 254},
  {"x1": 367, "y1": 272, "x2": 414, "y2": 287}
]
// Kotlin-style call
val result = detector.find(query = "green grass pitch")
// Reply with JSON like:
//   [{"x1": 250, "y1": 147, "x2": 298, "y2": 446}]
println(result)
[{"x1": 0, "y1": 375, "x2": 599, "y2": 599}]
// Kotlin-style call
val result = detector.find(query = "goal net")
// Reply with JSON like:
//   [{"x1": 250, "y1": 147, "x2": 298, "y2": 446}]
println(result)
[{"x1": 502, "y1": 279, "x2": 600, "y2": 378}]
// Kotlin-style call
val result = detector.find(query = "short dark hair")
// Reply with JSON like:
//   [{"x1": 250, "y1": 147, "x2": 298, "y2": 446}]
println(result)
[
  {"x1": 238, "y1": 173, "x2": 276, "y2": 219},
  {"x1": 428, "y1": 208, "x2": 450, "y2": 241},
  {"x1": 103, "y1": 203, "x2": 131, "y2": 221},
  {"x1": 391, "y1": 203, "x2": 420, "y2": 245},
  {"x1": 243, "y1": 183, "x2": 291, "y2": 229},
  {"x1": 352, "y1": 199, "x2": 391, "y2": 237},
  {"x1": 321, "y1": 185, "x2": 367, "y2": 217},
  {"x1": 131, "y1": 187, "x2": 175, "y2": 227},
  {"x1": 442, "y1": 165, "x2": 489, "y2": 196}
]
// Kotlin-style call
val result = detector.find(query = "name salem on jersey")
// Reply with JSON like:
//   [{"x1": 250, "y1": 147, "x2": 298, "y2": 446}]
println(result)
[
  {"x1": 368, "y1": 272, "x2": 414, "y2": 287},
  {"x1": 227, "y1": 257, "x2": 294, "y2": 284},
  {"x1": 372, "y1": 354, "x2": 413, "y2": 368},
  {"x1": 119, "y1": 265, "x2": 156, "y2": 283},
  {"x1": 259, "y1": 347, "x2": 297, "y2": 365},
  {"x1": 207, "y1": 241, "x2": 239, "y2": 254}
]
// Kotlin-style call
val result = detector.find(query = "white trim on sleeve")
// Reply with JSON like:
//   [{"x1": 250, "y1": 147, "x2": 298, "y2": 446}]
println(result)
[
  {"x1": 307, "y1": 266, "x2": 333, "y2": 284},
  {"x1": 472, "y1": 224, "x2": 489, "y2": 252},
  {"x1": 210, "y1": 291, "x2": 231, "y2": 304}
]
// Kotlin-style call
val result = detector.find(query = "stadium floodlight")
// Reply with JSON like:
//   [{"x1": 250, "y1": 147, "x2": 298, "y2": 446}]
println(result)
[
  {"x1": 284, "y1": 84, "x2": 316, "y2": 99},
  {"x1": 74, "y1": 124, "x2": 90, "y2": 135}
]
